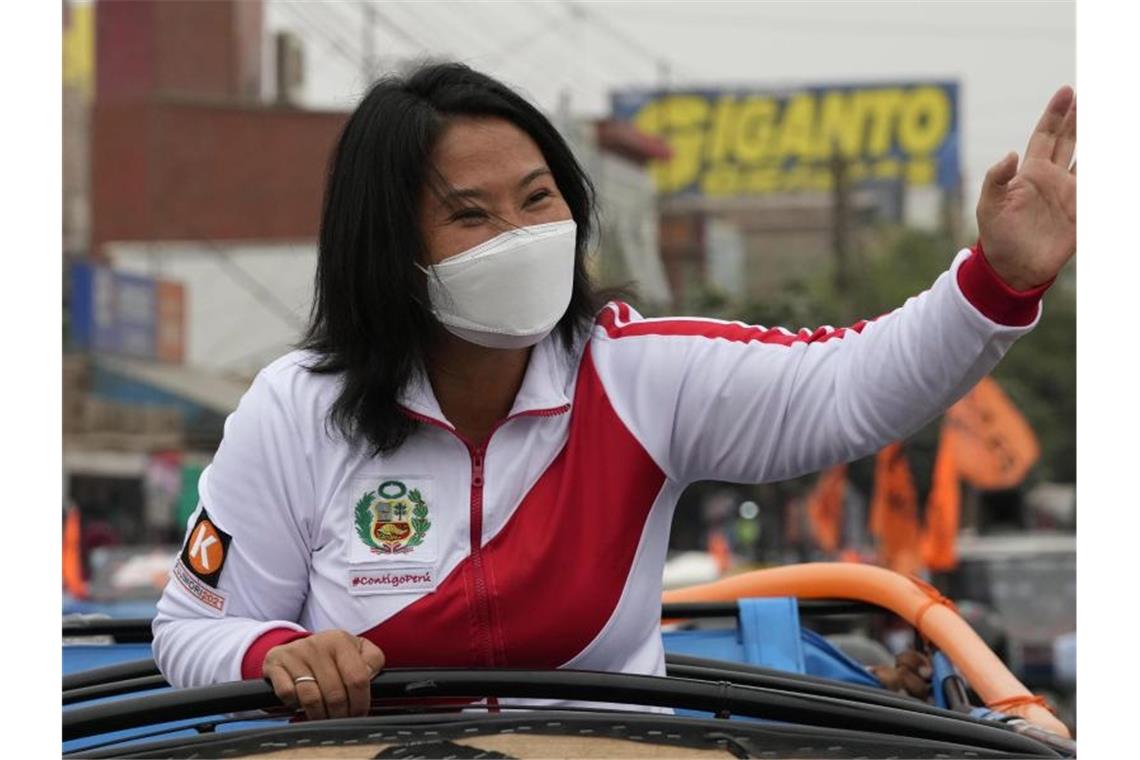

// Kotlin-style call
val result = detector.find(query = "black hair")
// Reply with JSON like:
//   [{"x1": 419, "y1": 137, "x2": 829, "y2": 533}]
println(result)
[{"x1": 300, "y1": 61, "x2": 609, "y2": 454}]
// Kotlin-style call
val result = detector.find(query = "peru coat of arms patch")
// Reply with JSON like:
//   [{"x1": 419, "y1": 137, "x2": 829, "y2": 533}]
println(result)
[{"x1": 353, "y1": 479, "x2": 432, "y2": 556}]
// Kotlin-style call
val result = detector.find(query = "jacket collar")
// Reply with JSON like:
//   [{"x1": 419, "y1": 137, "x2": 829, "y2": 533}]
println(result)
[{"x1": 398, "y1": 331, "x2": 575, "y2": 428}]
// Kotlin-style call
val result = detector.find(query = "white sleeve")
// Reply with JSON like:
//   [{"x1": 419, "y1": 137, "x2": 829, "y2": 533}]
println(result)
[
  {"x1": 589, "y1": 249, "x2": 1043, "y2": 486},
  {"x1": 152, "y1": 368, "x2": 314, "y2": 687}
]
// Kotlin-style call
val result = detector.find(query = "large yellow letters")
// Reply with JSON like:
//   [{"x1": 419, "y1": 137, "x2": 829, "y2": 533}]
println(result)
[{"x1": 627, "y1": 84, "x2": 954, "y2": 197}]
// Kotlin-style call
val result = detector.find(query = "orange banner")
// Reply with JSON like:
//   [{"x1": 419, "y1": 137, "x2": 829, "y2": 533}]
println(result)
[
  {"x1": 707, "y1": 530, "x2": 732, "y2": 574},
  {"x1": 806, "y1": 464, "x2": 846, "y2": 553},
  {"x1": 63, "y1": 507, "x2": 88, "y2": 600},
  {"x1": 870, "y1": 443, "x2": 921, "y2": 575},
  {"x1": 920, "y1": 425, "x2": 962, "y2": 571},
  {"x1": 944, "y1": 376, "x2": 1038, "y2": 490}
]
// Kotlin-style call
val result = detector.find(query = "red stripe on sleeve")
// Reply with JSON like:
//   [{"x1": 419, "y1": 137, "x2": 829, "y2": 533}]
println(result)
[
  {"x1": 241, "y1": 628, "x2": 311, "y2": 680},
  {"x1": 956, "y1": 242, "x2": 1053, "y2": 327},
  {"x1": 597, "y1": 303, "x2": 871, "y2": 345}
]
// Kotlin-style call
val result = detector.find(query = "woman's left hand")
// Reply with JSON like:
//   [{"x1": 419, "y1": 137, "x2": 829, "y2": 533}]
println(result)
[{"x1": 976, "y1": 86, "x2": 1076, "y2": 291}]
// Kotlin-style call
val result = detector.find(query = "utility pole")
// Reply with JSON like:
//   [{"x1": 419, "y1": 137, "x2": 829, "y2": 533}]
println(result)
[
  {"x1": 830, "y1": 141, "x2": 852, "y2": 298},
  {"x1": 655, "y1": 59, "x2": 682, "y2": 307},
  {"x1": 656, "y1": 59, "x2": 672, "y2": 195},
  {"x1": 940, "y1": 182, "x2": 963, "y2": 241}
]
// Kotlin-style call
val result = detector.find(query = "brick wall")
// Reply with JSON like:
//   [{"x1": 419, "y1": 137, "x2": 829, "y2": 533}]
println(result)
[
  {"x1": 91, "y1": 100, "x2": 348, "y2": 252},
  {"x1": 90, "y1": 0, "x2": 343, "y2": 253},
  {"x1": 96, "y1": 0, "x2": 262, "y2": 103}
]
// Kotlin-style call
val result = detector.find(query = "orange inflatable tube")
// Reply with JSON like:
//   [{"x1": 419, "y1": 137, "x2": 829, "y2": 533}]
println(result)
[{"x1": 663, "y1": 562, "x2": 1070, "y2": 738}]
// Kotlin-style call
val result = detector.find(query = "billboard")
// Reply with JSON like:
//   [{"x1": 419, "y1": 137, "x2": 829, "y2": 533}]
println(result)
[
  {"x1": 70, "y1": 262, "x2": 185, "y2": 363},
  {"x1": 611, "y1": 81, "x2": 960, "y2": 199}
]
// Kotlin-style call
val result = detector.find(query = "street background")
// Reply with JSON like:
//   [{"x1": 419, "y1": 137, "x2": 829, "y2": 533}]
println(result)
[{"x1": 59, "y1": 0, "x2": 1076, "y2": 731}]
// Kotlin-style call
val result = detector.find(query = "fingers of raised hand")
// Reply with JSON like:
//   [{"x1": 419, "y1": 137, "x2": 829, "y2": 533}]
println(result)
[
  {"x1": 1024, "y1": 158, "x2": 1078, "y2": 226},
  {"x1": 1051, "y1": 95, "x2": 1076, "y2": 169},
  {"x1": 1061, "y1": 171, "x2": 1076, "y2": 224},
  {"x1": 1026, "y1": 86, "x2": 1075, "y2": 163},
  {"x1": 983, "y1": 152, "x2": 1019, "y2": 196}
]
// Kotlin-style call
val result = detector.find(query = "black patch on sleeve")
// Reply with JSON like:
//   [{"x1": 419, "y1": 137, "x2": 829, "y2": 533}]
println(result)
[{"x1": 179, "y1": 507, "x2": 233, "y2": 588}]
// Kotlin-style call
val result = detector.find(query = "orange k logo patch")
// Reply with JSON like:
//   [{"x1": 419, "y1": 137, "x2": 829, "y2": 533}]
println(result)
[
  {"x1": 180, "y1": 509, "x2": 232, "y2": 588},
  {"x1": 188, "y1": 521, "x2": 224, "y2": 575}
]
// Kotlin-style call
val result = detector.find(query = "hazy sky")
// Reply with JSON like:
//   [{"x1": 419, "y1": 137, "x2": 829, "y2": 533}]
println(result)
[{"x1": 268, "y1": 0, "x2": 1074, "y2": 218}]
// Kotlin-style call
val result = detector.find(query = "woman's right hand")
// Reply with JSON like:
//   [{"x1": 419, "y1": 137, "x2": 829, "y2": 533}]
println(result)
[{"x1": 262, "y1": 630, "x2": 386, "y2": 720}]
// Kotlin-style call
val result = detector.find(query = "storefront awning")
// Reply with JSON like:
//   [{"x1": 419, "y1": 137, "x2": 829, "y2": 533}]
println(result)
[{"x1": 92, "y1": 355, "x2": 252, "y2": 416}]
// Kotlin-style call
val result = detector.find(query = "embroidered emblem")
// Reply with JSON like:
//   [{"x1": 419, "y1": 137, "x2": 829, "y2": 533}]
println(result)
[{"x1": 354, "y1": 480, "x2": 432, "y2": 555}]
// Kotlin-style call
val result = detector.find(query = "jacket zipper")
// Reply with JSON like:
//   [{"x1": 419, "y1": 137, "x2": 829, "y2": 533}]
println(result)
[
  {"x1": 467, "y1": 445, "x2": 494, "y2": 665},
  {"x1": 400, "y1": 403, "x2": 571, "y2": 669}
]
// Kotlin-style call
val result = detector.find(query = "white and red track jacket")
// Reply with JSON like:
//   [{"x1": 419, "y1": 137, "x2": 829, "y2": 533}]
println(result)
[{"x1": 153, "y1": 246, "x2": 1049, "y2": 692}]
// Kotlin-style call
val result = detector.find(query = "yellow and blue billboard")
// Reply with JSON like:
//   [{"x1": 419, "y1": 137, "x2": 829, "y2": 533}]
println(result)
[{"x1": 611, "y1": 81, "x2": 960, "y2": 198}]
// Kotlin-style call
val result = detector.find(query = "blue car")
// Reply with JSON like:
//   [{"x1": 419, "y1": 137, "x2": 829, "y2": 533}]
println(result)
[{"x1": 63, "y1": 564, "x2": 1076, "y2": 758}]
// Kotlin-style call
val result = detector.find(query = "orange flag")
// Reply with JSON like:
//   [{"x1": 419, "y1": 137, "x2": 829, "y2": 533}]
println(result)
[
  {"x1": 63, "y1": 507, "x2": 88, "y2": 600},
  {"x1": 945, "y1": 376, "x2": 1039, "y2": 490},
  {"x1": 707, "y1": 530, "x2": 732, "y2": 575},
  {"x1": 869, "y1": 443, "x2": 921, "y2": 575},
  {"x1": 806, "y1": 464, "x2": 847, "y2": 554},
  {"x1": 920, "y1": 424, "x2": 962, "y2": 571}
]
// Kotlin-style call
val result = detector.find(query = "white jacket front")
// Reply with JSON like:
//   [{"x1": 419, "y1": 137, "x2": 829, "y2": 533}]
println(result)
[{"x1": 153, "y1": 247, "x2": 1046, "y2": 690}]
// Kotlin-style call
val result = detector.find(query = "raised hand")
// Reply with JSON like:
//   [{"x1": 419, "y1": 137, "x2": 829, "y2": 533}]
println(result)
[{"x1": 976, "y1": 86, "x2": 1076, "y2": 291}]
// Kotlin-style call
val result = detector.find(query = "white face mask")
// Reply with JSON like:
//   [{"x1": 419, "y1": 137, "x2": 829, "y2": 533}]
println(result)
[{"x1": 417, "y1": 219, "x2": 577, "y2": 349}]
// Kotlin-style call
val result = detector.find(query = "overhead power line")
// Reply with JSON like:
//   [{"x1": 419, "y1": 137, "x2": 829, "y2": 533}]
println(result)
[
  {"x1": 559, "y1": 0, "x2": 685, "y2": 78},
  {"x1": 325, "y1": 0, "x2": 428, "y2": 52},
  {"x1": 470, "y1": 22, "x2": 565, "y2": 67},
  {"x1": 396, "y1": 1, "x2": 593, "y2": 101},
  {"x1": 206, "y1": 248, "x2": 306, "y2": 332},
  {"x1": 360, "y1": 1, "x2": 377, "y2": 81},
  {"x1": 367, "y1": 4, "x2": 428, "y2": 50},
  {"x1": 601, "y1": 5, "x2": 1072, "y2": 43},
  {"x1": 281, "y1": 1, "x2": 368, "y2": 72},
  {"x1": 520, "y1": 1, "x2": 657, "y2": 87},
  {"x1": 387, "y1": 0, "x2": 498, "y2": 60}
]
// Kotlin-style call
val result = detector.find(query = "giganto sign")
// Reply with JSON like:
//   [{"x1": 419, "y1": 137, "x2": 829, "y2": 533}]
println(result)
[{"x1": 611, "y1": 82, "x2": 960, "y2": 198}]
